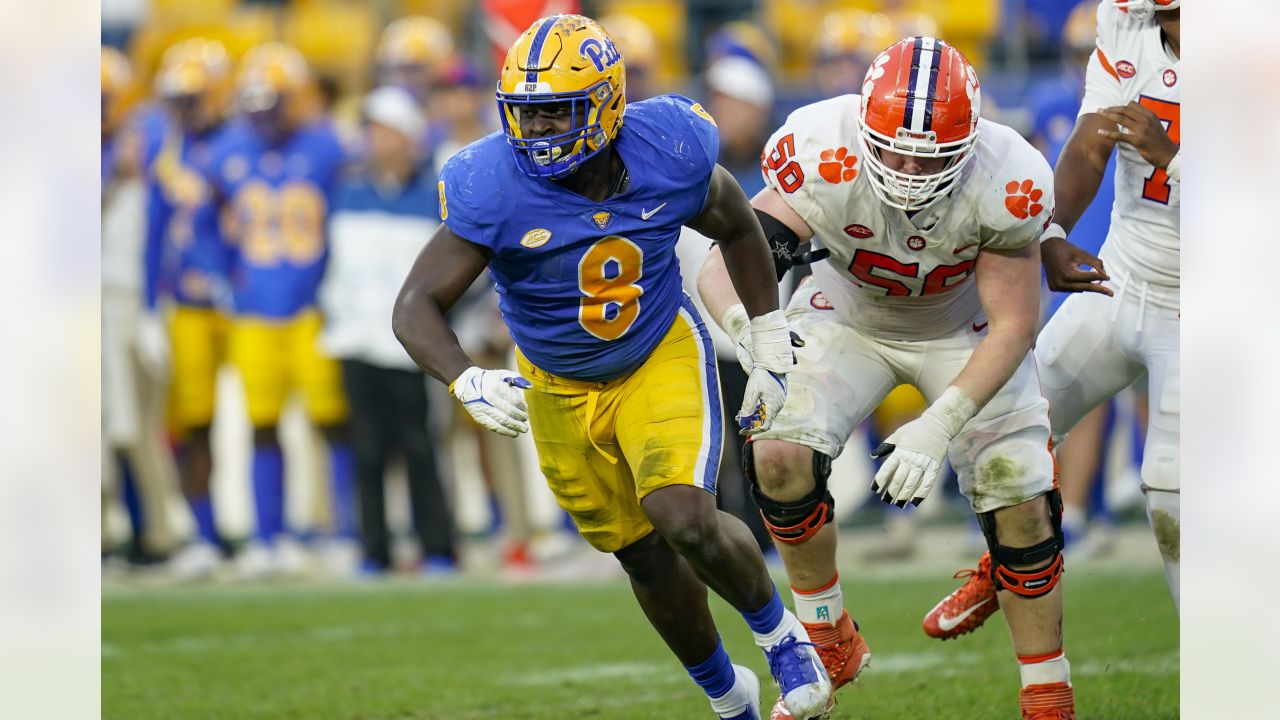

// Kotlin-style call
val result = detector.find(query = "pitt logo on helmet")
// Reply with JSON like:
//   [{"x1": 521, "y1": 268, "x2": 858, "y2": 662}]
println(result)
[{"x1": 496, "y1": 14, "x2": 627, "y2": 179}]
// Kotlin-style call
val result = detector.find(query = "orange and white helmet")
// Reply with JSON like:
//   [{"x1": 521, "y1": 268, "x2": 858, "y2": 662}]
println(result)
[
  {"x1": 858, "y1": 36, "x2": 980, "y2": 211},
  {"x1": 496, "y1": 14, "x2": 626, "y2": 179},
  {"x1": 1114, "y1": 0, "x2": 1180, "y2": 22}
]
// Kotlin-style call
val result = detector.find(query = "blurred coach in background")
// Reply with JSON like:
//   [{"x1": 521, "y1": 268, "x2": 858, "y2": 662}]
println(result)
[{"x1": 319, "y1": 86, "x2": 456, "y2": 575}]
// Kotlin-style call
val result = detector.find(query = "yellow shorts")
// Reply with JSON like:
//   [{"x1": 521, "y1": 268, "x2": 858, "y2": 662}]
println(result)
[
  {"x1": 228, "y1": 309, "x2": 347, "y2": 428},
  {"x1": 517, "y1": 302, "x2": 722, "y2": 553},
  {"x1": 168, "y1": 305, "x2": 229, "y2": 432}
]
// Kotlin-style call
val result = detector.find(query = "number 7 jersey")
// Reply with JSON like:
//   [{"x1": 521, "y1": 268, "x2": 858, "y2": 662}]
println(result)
[
  {"x1": 760, "y1": 95, "x2": 1054, "y2": 341},
  {"x1": 1080, "y1": 1, "x2": 1180, "y2": 289}
]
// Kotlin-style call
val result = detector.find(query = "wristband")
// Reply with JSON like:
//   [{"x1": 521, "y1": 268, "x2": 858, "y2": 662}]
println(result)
[
  {"x1": 1165, "y1": 150, "x2": 1180, "y2": 183},
  {"x1": 1040, "y1": 222, "x2": 1067, "y2": 244}
]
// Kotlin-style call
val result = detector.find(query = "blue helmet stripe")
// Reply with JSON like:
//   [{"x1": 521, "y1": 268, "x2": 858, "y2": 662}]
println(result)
[
  {"x1": 903, "y1": 37, "x2": 923, "y2": 131},
  {"x1": 923, "y1": 41, "x2": 941, "y2": 132},
  {"x1": 524, "y1": 15, "x2": 562, "y2": 84}
]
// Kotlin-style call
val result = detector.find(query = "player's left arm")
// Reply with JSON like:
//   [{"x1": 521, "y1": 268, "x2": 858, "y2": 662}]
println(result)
[
  {"x1": 1096, "y1": 101, "x2": 1180, "y2": 177},
  {"x1": 686, "y1": 164, "x2": 780, "y2": 320},
  {"x1": 953, "y1": 241, "x2": 1042, "y2": 408},
  {"x1": 686, "y1": 164, "x2": 795, "y2": 435}
]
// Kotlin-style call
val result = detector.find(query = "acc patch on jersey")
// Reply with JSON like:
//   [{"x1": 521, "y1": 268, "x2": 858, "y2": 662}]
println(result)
[{"x1": 520, "y1": 228, "x2": 551, "y2": 248}]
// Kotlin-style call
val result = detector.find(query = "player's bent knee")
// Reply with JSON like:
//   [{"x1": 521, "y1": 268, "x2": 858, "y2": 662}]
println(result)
[
  {"x1": 979, "y1": 489, "x2": 1065, "y2": 599},
  {"x1": 744, "y1": 440, "x2": 835, "y2": 545}
]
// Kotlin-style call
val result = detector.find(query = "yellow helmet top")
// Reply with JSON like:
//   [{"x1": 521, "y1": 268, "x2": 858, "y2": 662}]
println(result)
[
  {"x1": 377, "y1": 16, "x2": 455, "y2": 69},
  {"x1": 598, "y1": 14, "x2": 657, "y2": 70},
  {"x1": 497, "y1": 14, "x2": 626, "y2": 179},
  {"x1": 156, "y1": 38, "x2": 232, "y2": 124},
  {"x1": 236, "y1": 42, "x2": 313, "y2": 136}
]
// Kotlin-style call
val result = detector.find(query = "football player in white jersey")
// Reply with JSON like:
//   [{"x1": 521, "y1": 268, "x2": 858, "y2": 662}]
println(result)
[
  {"x1": 925, "y1": 0, "x2": 1180, "y2": 652},
  {"x1": 698, "y1": 37, "x2": 1076, "y2": 720}
]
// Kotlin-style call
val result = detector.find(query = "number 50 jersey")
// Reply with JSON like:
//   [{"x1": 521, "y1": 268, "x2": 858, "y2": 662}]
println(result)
[
  {"x1": 438, "y1": 94, "x2": 719, "y2": 382},
  {"x1": 761, "y1": 95, "x2": 1055, "y2": 341}
]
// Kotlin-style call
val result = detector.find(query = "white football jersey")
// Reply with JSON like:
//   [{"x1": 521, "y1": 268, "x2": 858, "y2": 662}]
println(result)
[
  {"x1": 760, "y1": 95, "x2": 1054, "y2": 341},
  {"x1": 1080, "y1": 1, "x2": 1180, "y2": 289}
]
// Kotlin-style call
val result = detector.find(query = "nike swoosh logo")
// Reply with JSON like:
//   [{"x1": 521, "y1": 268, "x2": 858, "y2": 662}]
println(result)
[
  {"x1": 953, "y1": 242, "x2": 979, "y2": 255},
  {"x1": 640, "y1": 202, "x2": 668, "y2": 220},
  {"x1": 937, "y1": 598, "x2": 992, "y2": 632},
  {"x1": 972, "y1": 321, "x2": 988, "y2": 333}
]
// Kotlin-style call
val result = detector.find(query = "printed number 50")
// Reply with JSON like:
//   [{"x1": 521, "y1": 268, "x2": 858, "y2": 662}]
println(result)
[
  {"x1": 579, "y1": 236, "x2": 644, "y2": 341},
  {"x1": 764, "y1": 133, "x2": 805, "y2": 194}
]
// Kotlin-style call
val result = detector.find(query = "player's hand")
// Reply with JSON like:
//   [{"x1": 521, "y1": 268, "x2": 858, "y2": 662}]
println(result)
[
  {"x1": 1041, "y1": 236, "x2": 1114, "y2": 296},
  {"x1": 135, "y1": 311, "x2": 171, "y2": 378},
  {"x1": 1096, "y1": 101, "x2": 1179, "y2": 170},
  {"x1": 870, "y1": 387, "x2": 977, "y2": 507},
  {"x1": 449, "y1": 366, "x2": 532, "y2": 437},
  {"x1": 736, "y1": 309, "x2": 801, "y2": 435}
]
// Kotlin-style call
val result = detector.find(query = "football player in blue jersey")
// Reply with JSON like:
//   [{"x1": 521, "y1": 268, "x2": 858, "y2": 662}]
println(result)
[
  {"x1": 142, "y1": 37, "x2": 238, "y2": 577},
  {"x1": 207, "y1": 43, "x2": 355, "y2": 574},
  {"x1": 394, "y1": 15, "x2": 831, "y2": 720}
]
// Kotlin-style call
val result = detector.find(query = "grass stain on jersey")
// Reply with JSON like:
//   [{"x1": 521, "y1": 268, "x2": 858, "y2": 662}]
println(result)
[{"x1": 978, "y1": 456, "x2": 1023, "y2": 486}]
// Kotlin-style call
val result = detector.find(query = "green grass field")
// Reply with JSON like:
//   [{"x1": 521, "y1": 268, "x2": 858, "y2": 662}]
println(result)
[{"x1": 103, "y1": 566, "x2": 1176, "y2": 719}]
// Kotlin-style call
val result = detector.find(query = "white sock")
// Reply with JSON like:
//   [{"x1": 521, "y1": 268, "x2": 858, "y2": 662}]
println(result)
[
  {"x1": 752, "y1": 608, "x2": 804, "y2": 650},
  {"x1": 792, "y1": 575, "x2": 843, "y2": 626},
  {"x1": 1018, "y1": 652, "x2": 1071, "y2": 687},
  {"x1": 710, "y1": 665, "x2": 756, "y2": 716}
]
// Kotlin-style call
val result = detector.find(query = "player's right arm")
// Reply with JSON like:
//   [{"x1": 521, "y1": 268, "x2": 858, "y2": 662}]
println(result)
[
  {"x1": 393, "y1": 224, "x2": 530, "y2": 437},
  {"x1": 1041, "y1": 4, "x2": 1126, "y2": 295}
]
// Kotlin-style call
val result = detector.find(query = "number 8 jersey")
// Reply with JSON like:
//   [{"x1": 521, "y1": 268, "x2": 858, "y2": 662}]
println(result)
[
  {"x1": 437, "y1": 94, "x2": 719, "y2": 381},
  {"x1": 1080, "y1": 1, "x2": 1180, "y2": 289},
  {"x1": 761, "y1": 95, "x2": 1054, "y2": 341}
]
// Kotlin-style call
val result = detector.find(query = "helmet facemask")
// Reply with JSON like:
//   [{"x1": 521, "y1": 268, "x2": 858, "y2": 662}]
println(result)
[
  {"x1": 858, "y1": 119, "x2": 976, "y2": 212},
  {"x1": 1113, "y1": 0, "x2": 1181, "y2": 22},
  {"x1": 498, "y1": 79, "x2": 617, "y2": 179}
]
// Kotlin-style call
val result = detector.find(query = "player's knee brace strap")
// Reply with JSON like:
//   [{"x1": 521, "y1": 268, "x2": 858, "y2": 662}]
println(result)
[
  {"x1": 743, "y1": 442, "x2": 834, "y2": 545},
  {"x1": 978, "y1": 489, "x2": 1066, "y2": 599}
]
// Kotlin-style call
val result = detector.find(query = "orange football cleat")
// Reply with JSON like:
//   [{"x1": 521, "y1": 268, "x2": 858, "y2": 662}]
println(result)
[
  {"x1": 923, "y1": 552, "x2": 1001, "y2": 640},
  {"x1": 1019, "y1": 681, "x2": 1075, "y2": 719},
  {"x1": 768, "y1": 611, "x2": 869, "y2": 720}
]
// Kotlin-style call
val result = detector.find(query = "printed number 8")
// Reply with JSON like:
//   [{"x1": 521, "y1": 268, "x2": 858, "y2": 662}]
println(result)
[{"x1": 578, "y1": 236, "x2": 644, "y2": 341}]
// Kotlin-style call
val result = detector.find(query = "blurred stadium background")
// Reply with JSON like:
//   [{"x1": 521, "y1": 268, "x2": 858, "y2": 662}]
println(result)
[{"x1": 100, "y1": 1, "x2": 1177, "y2": 717}]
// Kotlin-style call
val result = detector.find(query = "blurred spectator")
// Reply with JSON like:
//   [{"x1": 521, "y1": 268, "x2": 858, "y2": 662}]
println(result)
[
  {"x1": 319, "y1": 86, "x2": 457, "y2": 575},
  {"x1": 101, "y1": 46, "x2": 182, "y2": 565},
  {"x1": 212, "y1": 43, "x2": 354, "y2": 577},
  {"x1": 705, "y1": 54, "x2": 774, "y2": 197},
  {"x1": 143, "y1": 38, "x2": 239, "y2": 580},
  {"x1": 599, "y1": 14, "x2": 660, "y2": 101},
  {"x1": 686, "y1": 1, "x2": 762, "y2": 74},
  {"x1": 428, "y1": 54, "x2": 494, "y2": 173}
]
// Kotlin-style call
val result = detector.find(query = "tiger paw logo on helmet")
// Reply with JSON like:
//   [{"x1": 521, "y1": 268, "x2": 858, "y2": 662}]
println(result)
[
  {"x1": 1004, "y1": 180, "x2": 1045, "y2": 219},
  {"x1": 818, "y1": 147, "x2": 859, "y2": 183}
]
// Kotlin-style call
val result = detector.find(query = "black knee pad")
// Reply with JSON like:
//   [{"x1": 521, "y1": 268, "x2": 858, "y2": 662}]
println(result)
[
  {"x1": 977, "y1": 488, "x2": 1065, "y2": 598},
  {"x1": 743, "y1": 441, "x2": 835, "y2": 545}
]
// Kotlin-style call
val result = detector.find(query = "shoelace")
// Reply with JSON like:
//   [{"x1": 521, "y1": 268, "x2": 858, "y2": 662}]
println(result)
[{"x1": 766, "y1": 636, "x2": 821, "y2": 692}]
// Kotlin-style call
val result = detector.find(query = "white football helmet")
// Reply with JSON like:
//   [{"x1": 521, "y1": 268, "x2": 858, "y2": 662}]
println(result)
[{"x1": 1113, "y1": 0, "x2": 1180, "y2": 23}]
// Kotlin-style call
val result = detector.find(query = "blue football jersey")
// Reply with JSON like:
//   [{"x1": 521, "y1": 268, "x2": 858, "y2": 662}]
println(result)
[
  {"x1": 207, "y1": 120, "x2": 346, "y2": 318},
  {"x1": 143, "y1": 119, "x2": 235, "y2": 310},
  {"x1": 438, "y1": 94, "x2": 720, "y2": 382}
]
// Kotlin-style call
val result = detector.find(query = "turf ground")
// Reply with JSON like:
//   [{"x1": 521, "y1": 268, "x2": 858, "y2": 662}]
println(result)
[{"x1": 103, "y1": 559, "x2": 1177, "y2": 719}]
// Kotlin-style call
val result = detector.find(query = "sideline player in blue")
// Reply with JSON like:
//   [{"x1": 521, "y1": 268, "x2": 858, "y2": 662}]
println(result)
[
  {"x1": 393, "y1": 15, "x2": 831, "y2": 720},
  {"x1": 207, "y1": 43, "x2": 355, "y2": 573}
]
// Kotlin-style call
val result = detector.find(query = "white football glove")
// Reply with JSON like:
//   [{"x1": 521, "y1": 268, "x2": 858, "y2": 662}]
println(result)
[
  {"x1": 135, "y1": 311, "x2": 171, "y2": 379},
  {"x1": 733, "y1": 309, "x2": 799, "y2": 436},
  {"x1": 871, "y1": 386, "x2": 978, "y2": 507},
  {"x1": 449, "y1": 366, "x2": 532, "y2": 438}
]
